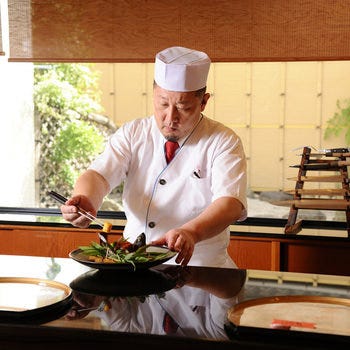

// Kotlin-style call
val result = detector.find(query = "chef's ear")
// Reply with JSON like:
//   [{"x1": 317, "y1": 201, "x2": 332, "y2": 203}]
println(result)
[{"x1": 200, "y1": 93, "x2": 210, "y2": 111}]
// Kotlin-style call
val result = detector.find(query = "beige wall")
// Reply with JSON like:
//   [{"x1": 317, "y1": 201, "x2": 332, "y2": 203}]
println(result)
[{"x1": 94, "y1": 61, "x2": 349, "y2": 192}]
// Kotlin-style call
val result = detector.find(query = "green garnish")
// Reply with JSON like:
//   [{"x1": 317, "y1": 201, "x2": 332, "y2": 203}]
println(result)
[{"x1": 79, "y1": 241, "x2": 173, "y2": 270}]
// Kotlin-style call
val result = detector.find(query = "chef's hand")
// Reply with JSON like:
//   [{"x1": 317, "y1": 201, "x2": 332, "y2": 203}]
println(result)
[
  {"x1": 60, "y1": 195, "x2": 96, "y2": 228},
  {"x1": 66, "y1": 292, "x2": 107, "y2": 320},
  {"x1": 151, "y1": 228, "x2": 195, "y2": 266}
]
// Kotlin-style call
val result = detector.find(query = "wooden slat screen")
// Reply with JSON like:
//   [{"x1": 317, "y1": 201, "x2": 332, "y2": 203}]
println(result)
[{"x1": 7, "y1": 0, "x2": 350, "y2": 62}]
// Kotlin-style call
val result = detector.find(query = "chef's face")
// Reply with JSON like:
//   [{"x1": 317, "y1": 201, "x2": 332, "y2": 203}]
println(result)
[{"x1": 153, "y1": 84, "x2": 210, "y2": 141}]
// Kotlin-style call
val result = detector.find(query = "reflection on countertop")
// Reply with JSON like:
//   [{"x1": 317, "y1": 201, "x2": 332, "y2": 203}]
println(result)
[{"x1": 0, "y1": 254, "x2": 349, "y2": 346}]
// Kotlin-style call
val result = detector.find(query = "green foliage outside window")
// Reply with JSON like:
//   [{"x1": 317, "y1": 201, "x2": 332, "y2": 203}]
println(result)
[
  {"x1": 34, "y1": 63, "x2": 107, "y2": 205},
  {"x1": 324, "y1": 99, "x2": 350, "y2": 145}
]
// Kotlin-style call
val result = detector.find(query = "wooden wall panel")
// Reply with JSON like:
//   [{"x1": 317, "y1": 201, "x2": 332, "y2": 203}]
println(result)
[
  {"x1": 114, "y1": 63, "x2": 147, "y2": 124},
  {"x1": 211, "y1": 63, "x2": 248, "y2": 125},
  {"x1": 8, "y1": 0, "x2": 350, "y2": 62},
  {"x1": 251, "y1": 63, "x2": 283, "y2": 125},
  {"x1": 281, "y1": 242, "x2": 350, "y2": 276},
  {"x1": 0, "y1": 225, "x2": 122, "y2": 258},
  {"x1": 145, "y1": 64, "x2": 155, "y2": 116},
  {"x1": 228, "y1": 238, "x2": 276, "y2": 270},
  {"x1": 285, "y1": 62, "x2": 321, "y2": 125},
  {"x1": 249, "y1": 128, "x2": 283, "y2": 190},
  {"x1": 95, "y1": 63, "x2": 114, "y2": 121}
]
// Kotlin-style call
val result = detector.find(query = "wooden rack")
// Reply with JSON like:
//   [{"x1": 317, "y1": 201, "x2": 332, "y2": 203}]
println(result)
[{"x1": 284, "y1": 146, "x2": 350, "y2": 237}]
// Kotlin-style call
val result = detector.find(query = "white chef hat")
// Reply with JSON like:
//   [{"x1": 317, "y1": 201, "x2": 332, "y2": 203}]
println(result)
[{"x1": 154, "y1": 46, "x2": 211, "y2": 92}]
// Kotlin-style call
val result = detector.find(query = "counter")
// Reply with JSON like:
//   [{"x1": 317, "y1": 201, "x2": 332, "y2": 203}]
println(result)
[
  {"x1": 2, "y1": 220, "x2": 350, "y2": 276},
  {"x1": 0, "y1": 254, "x2": 349, "y2": 350}
]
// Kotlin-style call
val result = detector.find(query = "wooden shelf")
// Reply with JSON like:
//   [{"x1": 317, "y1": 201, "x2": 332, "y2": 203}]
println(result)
[{"x1": 285, "y1": 147, "x2": 350, "y2": 236}]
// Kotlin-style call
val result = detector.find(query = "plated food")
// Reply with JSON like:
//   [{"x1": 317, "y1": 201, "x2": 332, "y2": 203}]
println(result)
[{"x1": 69, "y1": 232, "x2": 177, "y2": 271}]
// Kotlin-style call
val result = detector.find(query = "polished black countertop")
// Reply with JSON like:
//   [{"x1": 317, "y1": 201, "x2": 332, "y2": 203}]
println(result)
[{"x1": 0, "y1": 254, "x2": 349, "y2": 350}]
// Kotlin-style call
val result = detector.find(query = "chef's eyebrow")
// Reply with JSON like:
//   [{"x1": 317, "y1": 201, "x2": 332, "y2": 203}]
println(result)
[
  {"x1": 159, "y1": 95, "x2": 192, "y2": 107},
  {"x1": 176, "y1": 101, "x2": 191, "y2": 106}
]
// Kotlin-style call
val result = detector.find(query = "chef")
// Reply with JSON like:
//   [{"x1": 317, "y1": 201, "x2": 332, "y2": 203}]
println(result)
[{"x1": 60, "y1": 46, "x2": 247, "y2": 267}]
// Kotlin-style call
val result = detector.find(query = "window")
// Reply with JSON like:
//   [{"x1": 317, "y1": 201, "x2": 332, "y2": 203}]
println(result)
[{"x1": 0, "y1": 60, "x2": 349, "y2": 237}]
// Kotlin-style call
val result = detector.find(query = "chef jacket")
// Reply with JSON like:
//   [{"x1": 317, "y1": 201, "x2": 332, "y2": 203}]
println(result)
[{"x1": 89, "y1": 115, "x2": 247, "y2": 267}]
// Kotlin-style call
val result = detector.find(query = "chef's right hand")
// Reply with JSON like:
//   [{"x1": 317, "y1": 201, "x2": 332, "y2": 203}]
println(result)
[
  {"x1": 60, "y1": 195, "x2": 96, "y2": 228},
  {"x1": 151, "y1": 228, "x2": 195, "y2": 266}
]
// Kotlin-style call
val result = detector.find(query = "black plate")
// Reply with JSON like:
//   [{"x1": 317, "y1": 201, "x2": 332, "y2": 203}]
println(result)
[
  {"x1": 69, "y1": 246, "x2": 177, "y2": 271},
  {"x1": 69, "y1": 266, "x2": 180, "y2": 297}
]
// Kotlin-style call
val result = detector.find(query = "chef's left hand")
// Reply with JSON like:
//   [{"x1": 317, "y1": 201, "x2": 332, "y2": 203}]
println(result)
[{"x1": 151, "y1": 229, "x2": 195, "y2": 266}]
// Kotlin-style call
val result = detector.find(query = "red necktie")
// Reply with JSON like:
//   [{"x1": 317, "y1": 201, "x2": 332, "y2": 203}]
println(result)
[
  {"x1": 165, "y1": 141, "x2": 179, "y2": 164},
  {"x1": 163, "y1": 312, "x2": 179, "y2": 334}
]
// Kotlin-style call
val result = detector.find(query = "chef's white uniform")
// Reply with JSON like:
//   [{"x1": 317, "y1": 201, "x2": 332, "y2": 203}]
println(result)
[
  {"x1": 96, "y1": 285, "x2": 241, "y2": 339},
  {"x1": 89, "y1": 115, "x2": 247, "y2": 267}
]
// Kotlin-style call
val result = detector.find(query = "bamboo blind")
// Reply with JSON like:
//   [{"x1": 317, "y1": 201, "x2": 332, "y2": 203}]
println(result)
[{"x1": 7, "y1": 0, "x2": 350, "y2": 62}]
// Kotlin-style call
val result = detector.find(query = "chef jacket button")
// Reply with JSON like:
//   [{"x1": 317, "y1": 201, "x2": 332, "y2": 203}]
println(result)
[
  {"x1": 159, "y1": 179, "x2": 166, "y2": 185},
  {"x1": 148, "y1": 221, "x2": 156, "y2": 228}
]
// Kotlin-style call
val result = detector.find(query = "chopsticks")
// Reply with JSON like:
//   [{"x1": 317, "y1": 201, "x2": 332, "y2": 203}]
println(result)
[
  {"x1": 47, "y1": 190, "x2": 105, "y2": 228},
  {"x1": 76, "y1": 300, "x2": 111, "y2": 313},
  {"x1": 47, "y1": 190, "x2": 113, "y2": 249}
]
